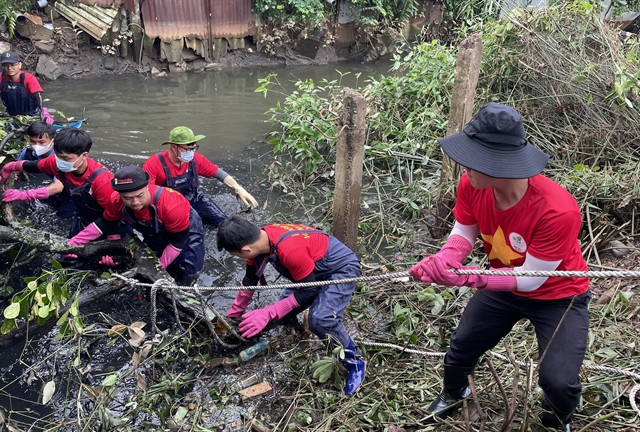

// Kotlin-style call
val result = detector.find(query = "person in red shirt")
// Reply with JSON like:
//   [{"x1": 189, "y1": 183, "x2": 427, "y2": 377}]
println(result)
[
  {"x1": 410, "y1": 103, "x2": 590, "y2": 431},
  {"x1": 0, "y1": 51, "x2": 51, "y2": 122},
  {"x1": 67, "y1": 165, "x2": 205, "y2": 284},
  {"x1": 0, "y1": 127, "x2": 115, "y2": 238},
  {"x1": 217, "y1": 216, "x2": 365, "y2": 395},
  {"x1": 143, "y1": 126, "x2": 258, "y2": 227}
]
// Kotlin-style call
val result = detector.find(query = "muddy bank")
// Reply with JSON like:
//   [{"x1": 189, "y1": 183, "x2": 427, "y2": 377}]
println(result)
[{"x1": 0, "y1": 4, "x2": 394, "y2": 83}]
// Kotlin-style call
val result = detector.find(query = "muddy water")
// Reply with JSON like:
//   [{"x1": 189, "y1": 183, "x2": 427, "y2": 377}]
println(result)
[
  {"x1": 2, "y1": 63, "x2": 391, "y2": 431},
  {"x1": 41, "y1": 63, "x2": 389, "y2": 288}
]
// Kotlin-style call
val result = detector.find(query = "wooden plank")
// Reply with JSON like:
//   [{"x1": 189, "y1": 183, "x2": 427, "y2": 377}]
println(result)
[{"x1": 239, "y1": 381, "x2": 272, "y2": 400}]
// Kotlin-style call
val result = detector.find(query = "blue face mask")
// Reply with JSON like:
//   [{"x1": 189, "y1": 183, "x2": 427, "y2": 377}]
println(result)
[
  {"x1": 55, "y1": 154, "x2": 81, "y2": 172},
  {"x1": 178, "y1": 150, "x2": 195, "y2": 163}
]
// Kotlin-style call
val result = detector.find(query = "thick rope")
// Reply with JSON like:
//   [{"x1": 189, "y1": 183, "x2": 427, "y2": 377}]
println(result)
[
  {"x1": 121, "y1": 272, "x2": 640, "y2": 415},
  {"x1": 111, "y1": 268, "x2": 640, "y2": 293},
  {"x1": 361, "y1": 340, "x2": 640, "y2": 416}
]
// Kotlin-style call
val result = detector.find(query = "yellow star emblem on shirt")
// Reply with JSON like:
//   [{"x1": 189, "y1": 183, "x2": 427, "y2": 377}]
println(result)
[{"x1": 481, "y1": 226, "x2": 524, "y2": 266}]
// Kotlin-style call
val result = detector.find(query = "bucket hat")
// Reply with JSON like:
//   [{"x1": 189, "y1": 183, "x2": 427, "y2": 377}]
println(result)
[
  {"x1": 111, "y1": 165, "x2": 150, "y2": 192},
  {"x1": 1, "y1": 51, "x2": 20, "y2": 64},
  {"x1": 438, "y1": 102, "x2": 549, "y2": 178},
  {"x1": 162, "y1": 126, "x2": 205, "y2": 146}
]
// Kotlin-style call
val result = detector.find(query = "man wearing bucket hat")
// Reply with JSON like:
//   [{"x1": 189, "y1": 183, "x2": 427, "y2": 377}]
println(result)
[
  {"x1": 68, "y1": 165, "x2": 205, "y2": 283},
  {"x1": 143, "y1": 126, "x2": 259, "y2": 227},
  {"x1": 0, "y1": 51, "x2": 53, "y2": 123},
  {"x1": 409, "y1": 102, "x2": 589, "y2": 431}
]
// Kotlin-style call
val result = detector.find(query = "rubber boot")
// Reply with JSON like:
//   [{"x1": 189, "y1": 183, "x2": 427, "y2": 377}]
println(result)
[
  {"x1": 340, "y1": 341, "x2": 366, "y2": 395},
  {"x1": 426, "y1": 364, "x2": 474, "y2": 420},
  {"x1": 540, "y1": 396, "x2": 571, "y2": 431}
]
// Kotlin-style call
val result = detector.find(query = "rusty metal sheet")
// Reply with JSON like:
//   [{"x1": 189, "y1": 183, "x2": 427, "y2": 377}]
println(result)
[
  {"x1": 209, "y1": 0, "x2": 252, "y2": 38},
  {"x1": 141, "y1": 0, "x2": 252, "y2": 41},
  {"x1": 142, "y1": 0, "x2": 208, "y2": 41}
]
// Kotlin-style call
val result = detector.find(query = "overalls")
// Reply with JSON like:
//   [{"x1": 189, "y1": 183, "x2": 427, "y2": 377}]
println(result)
[
  {"x1": 255, "y1": 229, "x2": 361, "y2": 347},
  {"x1": 158, "y1": 154, "x2": 226, "y2": 227},
  {"x1": 1, "y1": 72, "x2": 39, "y2": 116},
  {"x1": 59, "y1": 167, "x2": 107, "y2": 237},
  {"x1": 121, "y1": 186, "x2": 205, "y2": 278}
]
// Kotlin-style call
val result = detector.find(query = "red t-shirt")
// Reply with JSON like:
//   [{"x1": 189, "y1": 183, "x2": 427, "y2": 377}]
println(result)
[
  {"x1": 454, "y1": 173, "x2": 588, "y2": 300},
  {"x1": 247, "y1": 224, "x2": 329, "y2": 281},
  {"x1": 36, "y1": 155, "x2": 114, "y2": 210},
  {"x1": 143, "y1": 151, "x2": 220, "y2": 186},
  {"x1": 102, "y1": 184, "x2": 190, "y2": 233},
  {"x1": 0, "y1": 71, "x2": 43, "y2": 96}
]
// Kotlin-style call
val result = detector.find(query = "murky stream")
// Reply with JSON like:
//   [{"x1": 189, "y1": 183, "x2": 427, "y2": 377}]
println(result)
[{"x1": 1, "y1": 62, "x2": 391, "y2": 431}]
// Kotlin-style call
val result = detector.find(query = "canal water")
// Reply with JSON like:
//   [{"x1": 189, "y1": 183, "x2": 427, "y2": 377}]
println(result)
[
  {"x1": 40, "y1": 63, "x2": 390, "y2": 287},
  {"x1": 1, "y1": 62, "x2": 392, "y2": 431}
]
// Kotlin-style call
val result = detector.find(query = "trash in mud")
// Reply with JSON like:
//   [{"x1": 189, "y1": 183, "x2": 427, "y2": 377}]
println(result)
[{"x1": 238, "y1": 380, "x2": 272, "y2": 400}]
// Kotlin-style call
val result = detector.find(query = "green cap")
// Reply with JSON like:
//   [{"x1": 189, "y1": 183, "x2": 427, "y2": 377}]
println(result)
[{"x1": 162, "y1": 126, "x2": 205, "y2": 145}]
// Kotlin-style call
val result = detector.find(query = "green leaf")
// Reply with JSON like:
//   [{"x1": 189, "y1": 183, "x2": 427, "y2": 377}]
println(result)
[
  {"x1": 42, "y1": 380, "x2": 56, "y2": 404},
  {"x1": 4, "y1": 302, "x2": 20, "y2": 319},
  {"x1": 102, "y1": 374, "x2": 118, "y2": 387}
]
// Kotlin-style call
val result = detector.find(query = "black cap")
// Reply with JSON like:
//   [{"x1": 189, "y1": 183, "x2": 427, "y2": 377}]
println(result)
[
  {"x1": 111, "y1": 165, "x2": 150, "y2": 192},
  {"x1": 437, "y1": 102, "x2": 549, "y2": 178},
  {"x1": 1, "y1": 51, "x2": 20, "y2": 64}
]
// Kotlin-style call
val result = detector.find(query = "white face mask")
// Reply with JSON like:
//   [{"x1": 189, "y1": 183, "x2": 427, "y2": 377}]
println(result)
[
  {"x1": 32, "y1": 140, "x2": 53, "y2": 156},
  {"x1": 178, "y1": 150, "x2": 195, "y2": 163},
  {"x1": 55, "y1": 154, "x2": 82, "y2": 172}
]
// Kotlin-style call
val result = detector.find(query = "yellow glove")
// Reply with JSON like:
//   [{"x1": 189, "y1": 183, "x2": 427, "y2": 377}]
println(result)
[{"x1": 223, "y1": 175, "x2": 259, "y2": 208}]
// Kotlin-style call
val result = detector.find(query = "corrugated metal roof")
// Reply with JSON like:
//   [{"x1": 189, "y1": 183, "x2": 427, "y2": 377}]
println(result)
[
  {"x1": 142, "y1": 0, "x2": 208, "y2": 40},
  {"x1": 209, "y1": 0, "x2": 253, "y2": 38},
  {"x1": 142, "y1": 0, "x2": 252, "y2": 41}
]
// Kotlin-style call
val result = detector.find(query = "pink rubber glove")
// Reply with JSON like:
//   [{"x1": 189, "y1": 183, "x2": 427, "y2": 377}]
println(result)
[
  {"x1": 159, "y1": 244, "x2": 181, "y2": 269},
  {"x1": 226, "y1": 288, "x2": 255, "y2": 318},
  {"x1": 428, "y1": 258, "x2": 517, "y2": 291},
  {"x1": 409, "y1": 235, "x2": 472, "y2": 282},
  {"x1": 0, "y1": 161, "x2": 25, "y2": 184},
  {"x1": 2, "y1": 187, "x2": 49, "y2": 202},
  {"x1": 41, "y1": 107, "x2": 54, "y2": 125},
  {"x1": 67, "y1": 223, "x2": 102, "y2": 246},
  {"x1": 99, "y1": 255, "x2": 120, "y2": 267},
  {"x1": 238, "y1": 294, "x2": 299, "y2": 338},
  {"x1": 106, "y1": 234, "x2": 121, "y2": 241}
]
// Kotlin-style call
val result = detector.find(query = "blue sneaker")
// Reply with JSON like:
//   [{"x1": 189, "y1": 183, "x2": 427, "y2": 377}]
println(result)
[{"x1": 341, "y1": 357, "x2": 366, "y2": 395}]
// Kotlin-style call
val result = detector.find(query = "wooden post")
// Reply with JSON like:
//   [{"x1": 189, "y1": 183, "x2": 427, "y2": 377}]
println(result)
[
  {"x1": 433, "y1": 33, "x2": 483, "y2": 237},
  {"x1": 332, "y1": 88, "x2": 367, "y2": 252}
]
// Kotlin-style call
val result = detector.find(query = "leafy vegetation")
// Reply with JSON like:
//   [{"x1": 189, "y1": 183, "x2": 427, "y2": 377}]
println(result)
[
  {"x1": 0, "y1": 0, "x2": 32, "y2": 38},
  {"x1": 260, "y1": 0, "x2": 640, "y2": 257},
  {"x1": 1, "y1": 259, "x2": 92, "y2": 337},
  {"x1": 254, "y1": 0, "x2": 419, "y2": 25}
]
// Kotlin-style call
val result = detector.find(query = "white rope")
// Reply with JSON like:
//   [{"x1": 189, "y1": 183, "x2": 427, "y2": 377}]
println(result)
[
  {"x1": 110, "y1": 267, "x2": 640, "y2": 292},
  {"x1": 361, "y1": 340, "x2": 640, "y2": 416}
]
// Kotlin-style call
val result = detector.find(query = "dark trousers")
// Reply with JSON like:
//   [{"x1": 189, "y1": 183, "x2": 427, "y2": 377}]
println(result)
[
  {"x1": 445, "y1": 290, "x2": 590, "y2": 418},
  {"x1": 281, "y1": 236, "x2": 361, "y2": 348},
  {"x1": 191, "y1": 190, "x2": 227, "y2": 227}
]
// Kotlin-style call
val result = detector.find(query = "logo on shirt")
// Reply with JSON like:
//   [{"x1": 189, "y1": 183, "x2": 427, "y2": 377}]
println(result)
[{"x1": 509, "y1": 232, "x2": 527, "y2": 253}]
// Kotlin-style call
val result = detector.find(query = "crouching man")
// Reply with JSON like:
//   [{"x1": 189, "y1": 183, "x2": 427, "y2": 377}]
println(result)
[
  {"x1": 217, "y1": 216, "x2": 366, "y2": 395},
  {"x1": 68, "y1": 165, "x2": 205, "y2": 284}
]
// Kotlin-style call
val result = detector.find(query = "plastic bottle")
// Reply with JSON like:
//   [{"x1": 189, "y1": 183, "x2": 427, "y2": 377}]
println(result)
[
  {"x1": 229, "y1": 373, "x2": 262, "y2": 393},
  {"x1": 238, "y1": 339, "x2": 268, "y2": 362}
]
